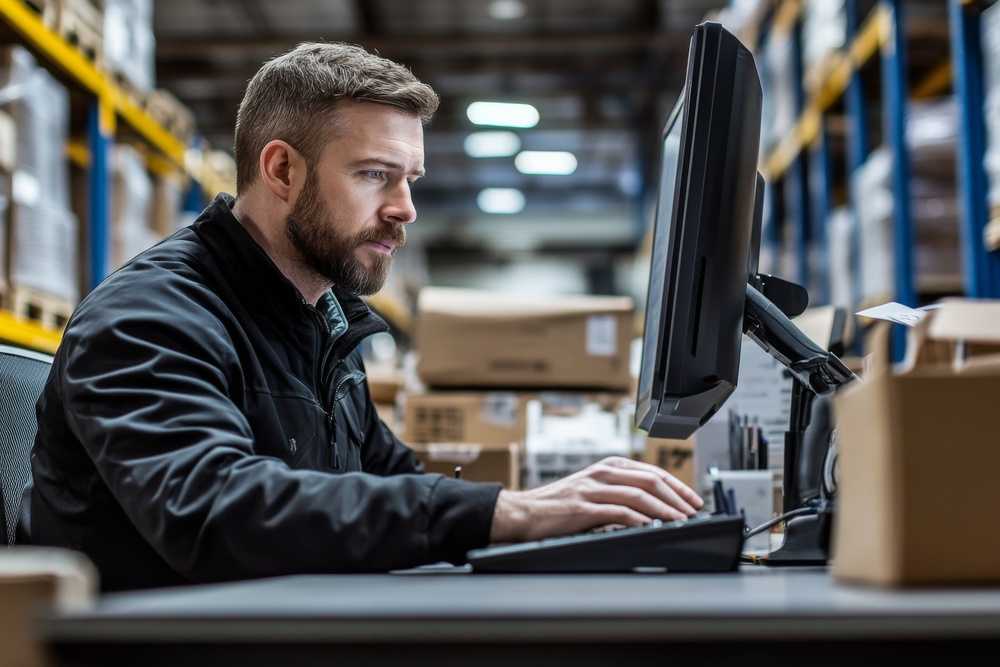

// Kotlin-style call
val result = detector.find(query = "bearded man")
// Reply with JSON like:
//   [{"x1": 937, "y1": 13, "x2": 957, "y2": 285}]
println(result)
[{"x1": 26, "y1": 43, "x2": 701, "y2": 591}]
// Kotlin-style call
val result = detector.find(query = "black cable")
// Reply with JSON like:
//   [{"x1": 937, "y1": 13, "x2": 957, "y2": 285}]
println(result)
[{"x1": 744, "y1": 506, "x2": 817, "y2": 539}]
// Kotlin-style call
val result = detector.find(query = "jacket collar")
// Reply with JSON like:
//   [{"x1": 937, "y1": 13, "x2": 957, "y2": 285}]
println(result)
[{"x1": 193, "y1": 193, "x2": 388, "y2": 351}]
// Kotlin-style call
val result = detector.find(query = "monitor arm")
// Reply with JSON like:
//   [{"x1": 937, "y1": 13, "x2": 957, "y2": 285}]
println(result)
[
  {"x1": 743, "y1": 282, "x2": 855, "y2": 395},
  {"x1": 741, "y1": 280, "x2": 857, "y2": 565}
]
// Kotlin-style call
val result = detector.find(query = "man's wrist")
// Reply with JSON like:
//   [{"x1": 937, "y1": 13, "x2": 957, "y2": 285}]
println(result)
[{"x1": 490, "y1": 489, "x2": 529, "y2": 543}]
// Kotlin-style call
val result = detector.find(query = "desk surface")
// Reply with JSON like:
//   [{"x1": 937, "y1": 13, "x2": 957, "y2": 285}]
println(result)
[{"x1": 44, "y1": 566, "x2": 1000, "y2": 644}]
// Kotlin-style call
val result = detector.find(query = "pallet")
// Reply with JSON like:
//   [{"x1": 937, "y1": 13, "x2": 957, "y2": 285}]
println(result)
[
  {"x1": 55, "y1": 0, "x2": 104, "y2": 67},
  {"x1": 24, "y1": 0, "x2": 103, "y2": 67},
  {"x1": 145, "y1": 89, "x2": 195, "y2": 143},
  {"x1": 5, "y1": 286, "x2": 73, "y2": 331}
]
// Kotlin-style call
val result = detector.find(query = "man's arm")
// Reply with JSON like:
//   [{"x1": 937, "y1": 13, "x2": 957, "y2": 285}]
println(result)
[{"x1": 59, "y1": 282, "x2": 499, "y2": 582}]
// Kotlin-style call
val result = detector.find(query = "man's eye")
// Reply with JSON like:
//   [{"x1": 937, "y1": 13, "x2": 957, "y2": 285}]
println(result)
[{"x1": 362, "y1": 170, "x2": 387, "y2": 181}]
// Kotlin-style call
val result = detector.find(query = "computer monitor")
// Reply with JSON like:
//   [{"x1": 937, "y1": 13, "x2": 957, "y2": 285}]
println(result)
[{"x1": 635, "y1": 22, "x2": 763, "y2": 439}]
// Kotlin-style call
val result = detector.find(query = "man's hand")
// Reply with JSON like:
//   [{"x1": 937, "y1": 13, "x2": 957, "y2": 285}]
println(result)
[{"x1": 489, "y1": 456, "x2": 704, "y2": 543}]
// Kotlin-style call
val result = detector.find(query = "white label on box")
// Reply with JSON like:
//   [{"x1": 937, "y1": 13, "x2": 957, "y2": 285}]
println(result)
[
  {"x1": 12, "y1": 171, "x2": 40, "y2": 207},
  {"x1": 481, "y1": 392, "x2": 518, "y2": 426},
  {"x1": 857, "y1": 302, "x2": 939, "y2": 327},
  {"x1": 586, "y1": 315, "x2": 617, "y2": 356}
]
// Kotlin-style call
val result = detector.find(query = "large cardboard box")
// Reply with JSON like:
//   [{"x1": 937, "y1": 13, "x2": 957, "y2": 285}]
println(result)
[
  {"x1": 832, "y1": 302, "x2": 1000, "y2": 586},
  {"x1": 404, "y1": 391, "x2": 528, "y2": 447},
  {"x1": 416, "y1": 287, "x2": 633, "y2": 390},
  {"x1": 411, "y1": 443, "x2": 520, "y2": 490}
]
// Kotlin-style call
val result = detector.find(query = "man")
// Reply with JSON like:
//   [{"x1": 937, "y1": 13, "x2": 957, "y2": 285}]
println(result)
[{"x1": 27, "y1": 43, "x2": 702, "y2": 591}]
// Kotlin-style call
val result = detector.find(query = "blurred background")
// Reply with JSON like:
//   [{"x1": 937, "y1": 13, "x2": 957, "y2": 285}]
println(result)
[{"x1": 1, "y1": 0, "x2": 998, "y2": 497}]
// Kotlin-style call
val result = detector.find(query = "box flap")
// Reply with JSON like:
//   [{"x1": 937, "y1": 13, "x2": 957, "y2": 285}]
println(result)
[
  {"x1": 417, "y1": 286, "x2": 633, "y2": 318},
  {"x1": 926, "y1": 299, "x2": 1000, "y2": 344}
]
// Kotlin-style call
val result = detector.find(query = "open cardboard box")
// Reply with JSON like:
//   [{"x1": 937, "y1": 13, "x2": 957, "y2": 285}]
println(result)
[{"x1": 832, "y1": 299, "x2": 1000, "y2": 586}]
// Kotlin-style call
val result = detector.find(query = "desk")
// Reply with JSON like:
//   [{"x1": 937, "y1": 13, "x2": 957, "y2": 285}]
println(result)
[{"x1": 42, "y1": 567, "x2": 1000, "y2": 666}]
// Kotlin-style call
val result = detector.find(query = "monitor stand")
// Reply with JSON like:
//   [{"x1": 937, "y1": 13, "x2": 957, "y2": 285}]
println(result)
[{"x1": 742, "y1": 277, "x2": 856, "y2": 565}]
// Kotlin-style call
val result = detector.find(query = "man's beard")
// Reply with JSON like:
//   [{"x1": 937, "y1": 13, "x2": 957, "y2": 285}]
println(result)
[{"x1": 285, "y1": 172, "x2": 405, "y2": 296}]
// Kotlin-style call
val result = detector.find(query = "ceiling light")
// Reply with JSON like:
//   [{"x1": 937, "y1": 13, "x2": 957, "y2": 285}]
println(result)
[
  {"x1": 467, "y1": 101, "x2": 539, "y2": 128},
  {"x1": 489, "y1": 0, "x2": 525, "y2": 20},
  {"x1": 464, "y1": 131, "x2": 522, "y2": 158},
  {"x1": 477, "y1": 188, "x2": 526, "y2": 214},
  {"x1": 514, "y1": 150, "x2": 578, "y2": 175}
]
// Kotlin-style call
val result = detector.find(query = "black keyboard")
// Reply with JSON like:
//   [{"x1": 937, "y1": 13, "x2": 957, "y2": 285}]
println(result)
[{"x1": 467, "y1": 513, "x2": 744, "y2": 573}]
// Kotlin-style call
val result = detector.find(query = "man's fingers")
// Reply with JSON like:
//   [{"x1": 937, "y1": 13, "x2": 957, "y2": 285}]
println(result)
[
  {"x1": 583, "y1": 502, "x2": 650, "y2": 528},
  {"x1": 603, "y1": 456, "x2": 704, "y2": 509},
  {"x1": 585, "y1": 483, "x2": 687, "y2": 522},
  {"x1": 594, "y1": 466, "x2": 698, "y2": 516}
]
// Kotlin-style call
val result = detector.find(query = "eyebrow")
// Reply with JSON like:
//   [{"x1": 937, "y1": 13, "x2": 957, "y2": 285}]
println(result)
[{"x1": 350, "y1": 158, "x2": 425, "y2": 178}]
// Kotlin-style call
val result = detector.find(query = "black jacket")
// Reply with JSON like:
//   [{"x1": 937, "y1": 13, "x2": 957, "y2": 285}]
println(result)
[{"x1": 28, "y1": 194, "x2": 500, "y2": 591}]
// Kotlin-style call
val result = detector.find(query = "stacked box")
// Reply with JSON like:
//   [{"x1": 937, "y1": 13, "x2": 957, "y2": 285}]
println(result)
[
  {"x1": 411, "y1": 443, "x2": 520, "y2": 490},
  {"x1": 416, "y1": 287, "x2": 634, "y2": 391},
  {"x1": 0, "y1": 46, "x2": 79, "y2": 303},
  {"x1": 110, "y1": 144, "x2": 157, "y2": 269},
  {"x1": 413, "y1": 287, "x2": 637, "y2": 489},
  {"x1": 104, "y1": 0, "x2": 154, "y2": 93},
  {"x1": 853, "y1": 99, "x2": 962, "y2": 304}
]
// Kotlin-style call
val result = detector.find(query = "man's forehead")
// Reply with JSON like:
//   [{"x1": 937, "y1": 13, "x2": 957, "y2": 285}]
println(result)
[{"x1": 331, "y1": 102, "x2": 424, "y2": 169}]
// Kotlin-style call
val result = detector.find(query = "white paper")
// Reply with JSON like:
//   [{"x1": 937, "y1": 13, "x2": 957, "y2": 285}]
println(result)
[{"x1": 856, "y1": 302, "x2": 939, "y2": 327}]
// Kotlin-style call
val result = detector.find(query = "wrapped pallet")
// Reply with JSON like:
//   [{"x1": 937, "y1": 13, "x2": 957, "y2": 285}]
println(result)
[
  {"x1": 104, "y1": 0, "x2": 154, "y2": 93},
  {"x1": 0, "y1": 46, "x2": 79, "y2": 307},
  {"x1": 110, "y1": 144, "x2": 157, "y2": 269},
  {"x1": 853, "y1": 99, "x2": 962, "y2": 305}
]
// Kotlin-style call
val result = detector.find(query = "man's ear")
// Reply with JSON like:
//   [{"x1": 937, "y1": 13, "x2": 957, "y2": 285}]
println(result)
[{"x1": 259, "y1": 140, "x2": 306, "y2": 204}]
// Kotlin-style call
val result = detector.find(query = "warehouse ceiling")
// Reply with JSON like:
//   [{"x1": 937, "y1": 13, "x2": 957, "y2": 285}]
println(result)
[{"x1": 154, "y1": 0, "x2": 724, "y2": 252}]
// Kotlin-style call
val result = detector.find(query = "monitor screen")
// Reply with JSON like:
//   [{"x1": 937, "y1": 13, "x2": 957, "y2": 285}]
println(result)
[{"x1": 637, "y1": 103, "x2": 683, "y2": 410}]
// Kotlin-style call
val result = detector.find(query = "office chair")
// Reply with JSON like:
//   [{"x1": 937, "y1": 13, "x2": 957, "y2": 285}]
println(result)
[{"x1": 0, "y1": 345, "x2": 53, "y2": 545}]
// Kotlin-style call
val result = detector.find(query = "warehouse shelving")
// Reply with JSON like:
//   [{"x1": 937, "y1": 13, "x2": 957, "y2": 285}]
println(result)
[
  {"x1": 0, "y1": 0, "x2": 228, "y2": 353},
  {"x1": 746, "y1": 0, "x2": 1000, "y2": 358}
]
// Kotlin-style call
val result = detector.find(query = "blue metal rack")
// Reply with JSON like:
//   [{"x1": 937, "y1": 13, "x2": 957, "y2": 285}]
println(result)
[
  {"x1": 950, "y1": 0, "x2": 1000, "y2": 298},
  {"x1": 749, "y1": 0, "x2": 1000, "y2": 359}
]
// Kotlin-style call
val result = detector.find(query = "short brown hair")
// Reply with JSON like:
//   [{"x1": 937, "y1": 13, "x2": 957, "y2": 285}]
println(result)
[{"x1": 234, "y1": 42, "x2": 439, "y2": 193}]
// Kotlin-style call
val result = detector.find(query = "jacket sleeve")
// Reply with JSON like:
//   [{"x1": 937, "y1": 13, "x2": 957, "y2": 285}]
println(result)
[{"x1": 58, "y1": 279, "x2": 500, "y2": 582}]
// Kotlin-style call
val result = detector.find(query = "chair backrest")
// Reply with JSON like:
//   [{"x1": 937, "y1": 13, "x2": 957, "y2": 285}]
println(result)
[{"x1": 0, "y1": 345, "x2": 53, "y2": 545}]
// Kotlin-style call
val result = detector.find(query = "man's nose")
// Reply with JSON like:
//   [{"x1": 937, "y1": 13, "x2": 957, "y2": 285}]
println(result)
[{"x1": 382, "y1": 180, "x2": 417, "y2": 225}]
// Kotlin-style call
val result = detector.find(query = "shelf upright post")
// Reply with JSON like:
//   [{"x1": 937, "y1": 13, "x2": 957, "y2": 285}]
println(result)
[
  {"x1": 949, "y1": 0, "x2": 1000, "y2": 297},
  {"x1": 87, "y1": 97, "x2": 113, "y2": 290},
  {"x1": 881, "y1": 0, "x2": 914, "y2": 360},
  {"x1": 811, "y1": 117, "x2": 833, "y2": 304},
  {"x1": 845, "y1": 0, "x2": 872, "y2": 310},
  {"x1": 789, "y1": 13, "x2": 811, "y2": 289}
]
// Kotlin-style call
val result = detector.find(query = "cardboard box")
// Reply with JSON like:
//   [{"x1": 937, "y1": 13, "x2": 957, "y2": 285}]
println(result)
[
  {"x1": 643, "y1": 437, "x2": 695, "y2": 489},
  {"x1": 416, "y1": 287, "x2": 634, "y2": 390},
  {"x1": 367, "y1": 366, "x2": 404, "y2": 405},
  {"x1": 411, "y1": 443, "x2": 520, "y2": 490},
  {"x1": 832, "y1": 302, "x2": 1000, "y2": 586},
  {"x1": 404, "y1": 391, "x2": 527, "y2": 447}
]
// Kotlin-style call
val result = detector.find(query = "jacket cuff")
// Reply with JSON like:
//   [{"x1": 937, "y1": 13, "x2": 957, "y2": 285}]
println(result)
[{"x1": 425, "y1": 477, "x2": 502, "y2": 564}]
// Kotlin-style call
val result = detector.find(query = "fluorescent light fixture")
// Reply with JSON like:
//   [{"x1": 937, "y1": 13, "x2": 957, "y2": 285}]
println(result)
[
  {"x1": 489, "y1": 0, "x2": 525, "y2": 20},
  {"x1": 514, "y1": 150, "x2": 578, "y2": 175},
  {"x1": 477, "y1": 188, "x2": 525, "y2": 214},
  {"x1": 467, "y1": 101, "x2": 539, "y2": 128},
  {"x1": 464, "y1": 131, "x2": 522, "y2": 158}
]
